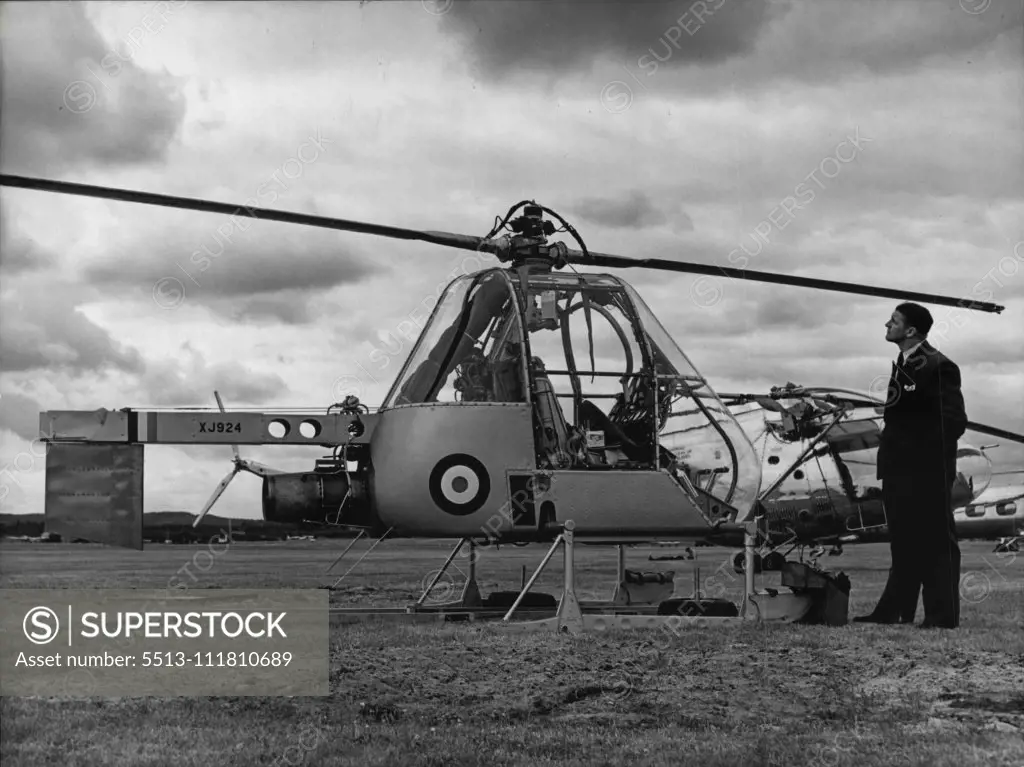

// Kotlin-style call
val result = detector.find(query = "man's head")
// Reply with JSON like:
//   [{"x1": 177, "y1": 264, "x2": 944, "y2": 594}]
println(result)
[{"x1": 885, "y1": 302, "x2": 933, "y2": 345}]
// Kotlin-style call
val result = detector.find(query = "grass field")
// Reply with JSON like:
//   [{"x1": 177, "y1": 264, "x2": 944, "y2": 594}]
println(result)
[{"x1": 2, "y1": 537, "x2": 1023, "y2": 766}]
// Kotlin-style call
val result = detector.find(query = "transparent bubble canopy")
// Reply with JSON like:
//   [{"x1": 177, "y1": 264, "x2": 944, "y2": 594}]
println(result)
[
  {"x1": 382, "y1": 268, "x2": 763, "y2": 524},
  {"x1": 622, "y1": 283, "x2": 762, "y2": 521}
]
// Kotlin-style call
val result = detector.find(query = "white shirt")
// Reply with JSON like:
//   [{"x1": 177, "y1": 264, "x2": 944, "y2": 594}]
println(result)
[{"x1": 898, "y1": 340, "x2": 924, "y2": 365}]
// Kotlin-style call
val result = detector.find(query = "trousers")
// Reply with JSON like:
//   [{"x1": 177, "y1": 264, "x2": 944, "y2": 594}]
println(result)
[{"x1": 872, "y1": 472, "x2": 961, "y2": 626}]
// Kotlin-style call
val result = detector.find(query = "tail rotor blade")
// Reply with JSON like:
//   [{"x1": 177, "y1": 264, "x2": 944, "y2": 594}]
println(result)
[
  {"x1": 238, "y1": 459, "x2": 285, "y2": 478},
  {"x1": 213, "y1": 390, "x2": 241, "y2": 461},
  {"x1": 193, "y1": 466, "x2": 239, "y2": 528}
]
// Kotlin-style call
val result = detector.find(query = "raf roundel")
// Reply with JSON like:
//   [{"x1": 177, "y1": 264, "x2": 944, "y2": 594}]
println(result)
[{"x1": 429, "y1": 454, "x2": 491, "y2": 516}]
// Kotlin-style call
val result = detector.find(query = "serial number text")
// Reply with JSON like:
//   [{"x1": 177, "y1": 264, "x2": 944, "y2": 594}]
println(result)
[{"x1": 198, "y1": 422, "x2": 242, "y2": 433}]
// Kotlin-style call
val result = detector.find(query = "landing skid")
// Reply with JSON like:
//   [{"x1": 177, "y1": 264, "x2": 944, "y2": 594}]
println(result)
[
  {"x1": 414, "y1": 537, "x2": 483, "y2": 609},
  {"x1": 326, "y1": 517, "x2": 831, "y2": 632}
]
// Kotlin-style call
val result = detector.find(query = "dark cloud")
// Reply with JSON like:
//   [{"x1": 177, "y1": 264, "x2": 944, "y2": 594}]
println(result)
[
  {"x1": 0, "y1": 2, "x2": 187, "y2": 174},
  {"x1": 215, "y1": 292, "x2": 316, "y2": 326},
  {"x1": 440, "y1": 0, "x2": 773, "y2": 81},
  {"x1": 917, "y1": 315, "x2": 1024, "y2": 366},
  {"x1": 439, "y1": 0, "x2": 1020, "y2": 87},
  {"x1": 0, "y1": 391, "x2": 44, "y2": 441},
  {"x1": 751, "y1": 0, "x2": 1024, "y2": 84},
  {"x1": 0, "y1": 277, "x2": 145, "y2": 375},
  {"x1": 572, "y1": 190, "x2": 681, "y2": 230},
  {"x1": 182, "y1": 245, "x2": 378, "y2": 298},
  {"x1": 662, "y1": 117, "x2": 1019, "y2": 222},
  {"x1": 749, "y1": 291, "x2": 847, "y2": 330},
  {"x1": 84, "y1": 224, "x2": 385, "y2": 323},
  {"x1": 0, "y1": 204, "x2": 53, "y2": 274},
  {"x1": 141, "y1": 345, "x2": 288, "y2": 407}
]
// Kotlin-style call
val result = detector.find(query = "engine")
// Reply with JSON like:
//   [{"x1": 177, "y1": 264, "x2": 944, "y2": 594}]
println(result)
[{"x1": 261, "y1": 450, "x2": 376, "y2": 528}]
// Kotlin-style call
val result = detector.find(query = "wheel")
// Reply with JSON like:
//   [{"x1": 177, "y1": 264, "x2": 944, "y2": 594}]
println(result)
[
  {"x1": 732, "y1": 552, "x2": 762, "y2": 574},
  {"x1": 762, "y1": 552, "x2": 786, "y2": 571}
]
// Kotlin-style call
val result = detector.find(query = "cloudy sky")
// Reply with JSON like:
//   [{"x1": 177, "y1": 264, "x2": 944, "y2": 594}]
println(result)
[{"x1": 1, "y1": 0, "x2": 1022, "y2": 519}]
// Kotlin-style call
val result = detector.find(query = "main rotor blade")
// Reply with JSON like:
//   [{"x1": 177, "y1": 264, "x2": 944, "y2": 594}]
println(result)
[
  {"x1": 0, "y1": 174, "x2": 1003, "y2": 313},
  {"x1": 574, "y1": 253, "x2": 1004, "y2": 313},
  {"x1": 966, "y1": 422, "x2": 1024, "y2": 445},
  {"x1": 0, "y1": 173, "x2": 494, "y2": 255}
]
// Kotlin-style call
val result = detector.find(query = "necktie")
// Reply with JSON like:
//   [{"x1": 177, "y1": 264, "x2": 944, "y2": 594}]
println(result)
[{"x1": 896, "y1": 352, "x2": 904, "y2": 368}]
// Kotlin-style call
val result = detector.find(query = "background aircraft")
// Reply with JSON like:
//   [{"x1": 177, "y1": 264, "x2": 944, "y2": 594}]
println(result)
[
  {"x1": 688, "y1": 385, "x2": 1024, "y2": 568},
  {"x1": 954, "y1": 480, "x2": 1024, "y2": 552}
]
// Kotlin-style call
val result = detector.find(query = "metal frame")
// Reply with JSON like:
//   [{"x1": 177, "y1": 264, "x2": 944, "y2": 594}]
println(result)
[
  {"x1": 250, "y1": 513, "x2": 830, "y2": 631},
  {"x1": 414, "y1": 538, "x2": 483, "y2": 608},
  {"x1": 39, "y1": 409, "x2": 371, "y2": 447},
  {"x1": 757, "y1": 410, "x2": 848, "y2": 502}
]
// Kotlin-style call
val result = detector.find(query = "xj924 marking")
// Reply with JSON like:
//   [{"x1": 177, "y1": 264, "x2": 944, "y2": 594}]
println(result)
[{"x1": 198, "y1": 422, "x2": 242, "y2": 433}]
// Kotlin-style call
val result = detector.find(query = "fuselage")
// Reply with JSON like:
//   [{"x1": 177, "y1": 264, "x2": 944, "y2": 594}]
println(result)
[{"x1": 702, "y1": 482, "x2": 1023, "y2": 548}]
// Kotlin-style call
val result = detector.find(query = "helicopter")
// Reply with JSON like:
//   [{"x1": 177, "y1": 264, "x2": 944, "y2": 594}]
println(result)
[
  {"x1": 665, "y1": 383, "x2": 1024, "y2": 569},
  {"x1": 4, "y1": 172, "x2": 1020, "y2": 630}
]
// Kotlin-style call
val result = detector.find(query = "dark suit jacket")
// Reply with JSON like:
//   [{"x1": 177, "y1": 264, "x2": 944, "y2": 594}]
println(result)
[{"x1": 876, "y1": 340, "x2": 967, "y2": 483}]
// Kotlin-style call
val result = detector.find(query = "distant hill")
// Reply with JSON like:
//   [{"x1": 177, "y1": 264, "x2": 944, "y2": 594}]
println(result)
[
  {"x1": 0, "y1": 511, "x2": 360, "y2": 542},
  {"x1": 2, "y1": 513, "x2": 44, "y2": 524}
]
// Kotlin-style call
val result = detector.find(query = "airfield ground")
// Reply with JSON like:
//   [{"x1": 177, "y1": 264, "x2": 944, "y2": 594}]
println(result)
[{"x1": 1, "y1": 538, "x2": 1022, "y2": 767}]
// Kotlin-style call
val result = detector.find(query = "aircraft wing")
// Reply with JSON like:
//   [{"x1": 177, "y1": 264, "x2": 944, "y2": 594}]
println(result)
[
  {"x1": 965, "y1": 483, "x2": 1024, "y2": 506},
  {"x1": 820, "y1": 419, "x2": 881, "y2": 452}
]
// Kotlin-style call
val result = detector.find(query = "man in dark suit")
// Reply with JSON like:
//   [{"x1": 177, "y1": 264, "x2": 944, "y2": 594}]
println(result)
[{"x1": 854, "y1": 302, "x2": 968, "y2": 628}]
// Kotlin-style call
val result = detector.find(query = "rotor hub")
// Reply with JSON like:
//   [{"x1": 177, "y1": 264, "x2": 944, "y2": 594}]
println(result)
[
  {"x1": 491, "y1": 206, "x2": 569, "y2": 271},
  {"x1": 509, "y1": 204, "x2": 554, "y2": 239}
]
